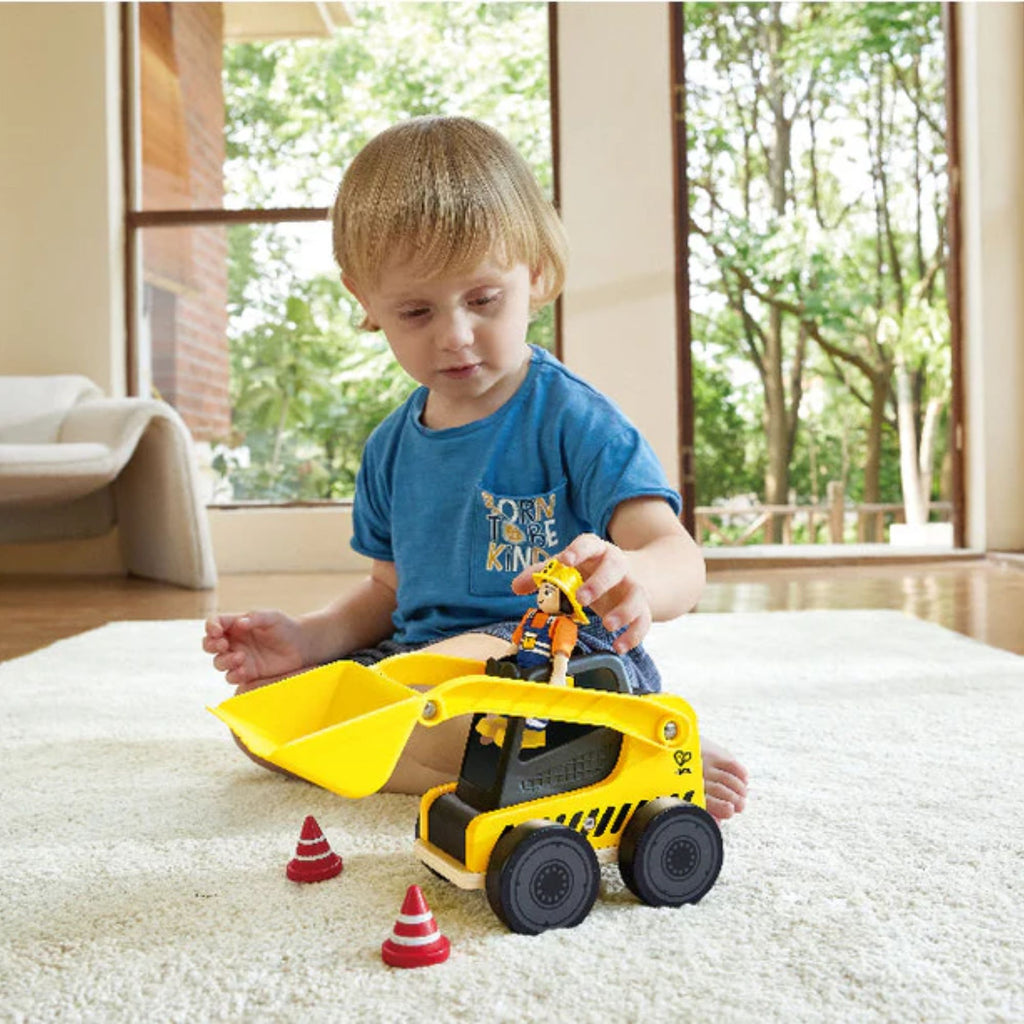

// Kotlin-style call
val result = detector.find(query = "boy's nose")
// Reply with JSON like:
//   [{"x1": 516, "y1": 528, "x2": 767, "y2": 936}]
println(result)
[{"x1": 437, "y1": 309, "x2": 474, "y2": 350}]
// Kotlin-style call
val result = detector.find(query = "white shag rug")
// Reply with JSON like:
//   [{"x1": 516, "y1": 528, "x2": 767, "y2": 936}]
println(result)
[{"x1": 2, "y1": 611, "x2": 1022, "y2": 1024}]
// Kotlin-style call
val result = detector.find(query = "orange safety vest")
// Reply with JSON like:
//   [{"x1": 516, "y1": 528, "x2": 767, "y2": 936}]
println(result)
[{"x1": 512, "y1": 609, "x2": 578, "y2": 663}]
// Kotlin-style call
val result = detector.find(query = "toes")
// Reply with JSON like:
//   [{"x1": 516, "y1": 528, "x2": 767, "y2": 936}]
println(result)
[
  {"x1": 705, "y1": 793, "x2": 735, "y2": 821},
  {"x1": 704, "y1": 777, "x2": 748, "y2": 820}
]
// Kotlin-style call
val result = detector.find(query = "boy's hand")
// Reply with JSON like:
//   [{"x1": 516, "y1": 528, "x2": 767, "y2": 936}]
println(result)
[
  {"x1": 511, "y1": 533, "x2": 651, "y2": 654},
  {"x1": 202, "y1": 610, "x2": 306, "y2": 686}
]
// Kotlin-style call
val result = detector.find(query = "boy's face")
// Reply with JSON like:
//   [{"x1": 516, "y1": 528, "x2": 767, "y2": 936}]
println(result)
[{"x1": 345, "y1": 256, "x2": 539, "y2": 430}]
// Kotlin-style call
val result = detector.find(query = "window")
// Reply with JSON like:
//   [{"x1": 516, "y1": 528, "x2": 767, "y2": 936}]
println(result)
[
  {"x1": 124, "y1": 2, "x2": 553, "y2": 503},
  {"x1": 678, "y1": 2, "x2": 956, "y2": 547}
]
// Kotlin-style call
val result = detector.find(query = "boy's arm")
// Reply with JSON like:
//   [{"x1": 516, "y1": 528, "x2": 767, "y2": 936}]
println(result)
[
  {"x1": 512, "y1": 496, "x2": 704, "y2": 654},
  {"x1": 602, "y1": 496, "x2": 705, "y2": 621},
  {"x1": 297, "y1": 559, "x2": 399, "y2": 665}
]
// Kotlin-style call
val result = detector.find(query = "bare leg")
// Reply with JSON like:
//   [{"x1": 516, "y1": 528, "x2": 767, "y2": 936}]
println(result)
[
  {"x1": 701, "y1": 738, "x2": 748, "y2": 820},
  {"x1": 380, "y1": 632, "x2": 513, "y2": 794}
]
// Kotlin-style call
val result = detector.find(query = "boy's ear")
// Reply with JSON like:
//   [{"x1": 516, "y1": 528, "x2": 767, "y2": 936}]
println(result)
[
  {"x1": 341, "y1": 274, "x2": 379, "y2": 331},
  {"x1": 341, "y1": 273, "x2": 364, "y2": 305},
  {"x1": 529, "y1": 266, "x2": 545, "y2": 305}
]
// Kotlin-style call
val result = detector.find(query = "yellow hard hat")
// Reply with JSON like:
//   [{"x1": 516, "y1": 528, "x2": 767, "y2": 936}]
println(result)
[{"x1": 532, "y1": 558, "x2": 590, "y2": 625}]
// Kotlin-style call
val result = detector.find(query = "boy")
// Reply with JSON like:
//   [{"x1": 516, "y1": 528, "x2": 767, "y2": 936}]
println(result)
[{"x1": 204, "y1": 117, "x2": 747, "y2": 819}]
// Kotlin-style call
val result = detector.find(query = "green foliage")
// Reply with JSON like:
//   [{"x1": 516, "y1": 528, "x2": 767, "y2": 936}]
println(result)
[
  {"x1": 686, "y1": 1, "x2": 950, "y2": 536},
  {"x1": 693, "y1": 350, "x2": 761, "y2": 505},
  {"x1": 217, "y1": 3, "x2": 551, "y2": 501}
]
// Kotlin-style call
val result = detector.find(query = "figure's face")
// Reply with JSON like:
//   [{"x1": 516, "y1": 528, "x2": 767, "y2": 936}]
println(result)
[
  {"x1": 346, "y1": 255, "x2": 539, "y2": 430},
  {"x1": 536, "y1": 581, "x2": 562, "y2": 615}
]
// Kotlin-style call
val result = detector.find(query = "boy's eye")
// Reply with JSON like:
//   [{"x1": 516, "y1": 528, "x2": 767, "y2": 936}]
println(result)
[
  {"x1": 399, "y1": 307, "x2": 430, "y2": 321},
  {"x1": 469, "y1": 291, "x2": 501, "y2": 309}
]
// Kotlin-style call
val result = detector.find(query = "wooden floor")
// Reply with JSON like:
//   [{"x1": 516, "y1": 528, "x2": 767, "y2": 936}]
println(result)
[{"x1": 2, "y1": 556, "x2": 1022, "y2": 663}]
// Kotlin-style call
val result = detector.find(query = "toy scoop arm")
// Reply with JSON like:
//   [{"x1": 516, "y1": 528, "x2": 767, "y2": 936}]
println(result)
[
  {"x1": 419, "y1": 675, "x2": 694, "y2": 750},
  {"x1": 208, "y1": 653, "x2": 695, "y2": 799}
]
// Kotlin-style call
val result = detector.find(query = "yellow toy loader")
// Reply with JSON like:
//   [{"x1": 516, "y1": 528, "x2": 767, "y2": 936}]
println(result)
[{"x1": 210, "y1": 651, "x2": 723, "y2": 935}]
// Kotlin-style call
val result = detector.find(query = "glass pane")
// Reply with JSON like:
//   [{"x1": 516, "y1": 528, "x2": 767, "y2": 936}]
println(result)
[
  {"x1": 684, "y1": 2, "x2": 951, "y2": 547},
  {"x1": 138, "y1": 2, "x2": 552, "y2": 211},
  {"x1": 140, "y1": 220, "x2": 399, "y2": 502},
  {"x1": 140, "y1": 221, "x2": 553, "y2": 504}
]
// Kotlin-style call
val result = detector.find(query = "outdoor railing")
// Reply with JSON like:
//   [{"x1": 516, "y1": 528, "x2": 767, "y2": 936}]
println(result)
[{"x1": 695, "y1": 482, "x2": 953, "y2": 546}]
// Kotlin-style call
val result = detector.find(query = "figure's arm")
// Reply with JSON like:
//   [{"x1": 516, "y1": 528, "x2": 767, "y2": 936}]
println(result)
[
  {"x1": 512, "y1": 496, "x2": 704, "y2": 654},
  {"x1": 548, "y1": 650, "x2": 570, "y2": 688},
  {"x1": 510, "y1": 608, "x2": 531, "y2": 647}
]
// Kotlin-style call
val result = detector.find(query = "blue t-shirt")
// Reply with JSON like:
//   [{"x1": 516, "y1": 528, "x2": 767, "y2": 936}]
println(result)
[{"x1": 352, "y1": 345, "x2": 681, "y2": 644}]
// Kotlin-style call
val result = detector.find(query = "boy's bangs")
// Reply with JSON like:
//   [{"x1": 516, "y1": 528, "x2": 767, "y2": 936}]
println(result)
[{"x1": 396, "y1": 209, "x2": 528, "y2": 282}]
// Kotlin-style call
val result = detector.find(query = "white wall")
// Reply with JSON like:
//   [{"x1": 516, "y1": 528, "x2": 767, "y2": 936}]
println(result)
[
  {"x1": 958, "y1": 3, "x2": 1024, "y2": 551},
  {"x1": 557, "y1": 2, "x2": 680, "y2": 490},
  {"x1": 0, "y1": 2, "x2": 124, "y2": 395}
]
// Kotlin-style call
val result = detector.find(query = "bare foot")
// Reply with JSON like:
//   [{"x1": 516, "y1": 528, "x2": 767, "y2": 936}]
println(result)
[{"x1": 702, "y1": 738, "x2": 748, "y2": 820}]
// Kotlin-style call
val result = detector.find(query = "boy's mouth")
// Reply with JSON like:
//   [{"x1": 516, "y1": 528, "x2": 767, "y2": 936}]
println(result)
[{"x1": 439, "y1": 363, "x2": 481, "y2": 380}]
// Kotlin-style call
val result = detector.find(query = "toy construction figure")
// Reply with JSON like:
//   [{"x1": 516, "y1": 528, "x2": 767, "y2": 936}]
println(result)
[
  {"x1": 512, "y1": 558, "x2": 590, "y2": 688},
  {"x1": 480, "y1": 559, "x2": 590, "y2": 744}
]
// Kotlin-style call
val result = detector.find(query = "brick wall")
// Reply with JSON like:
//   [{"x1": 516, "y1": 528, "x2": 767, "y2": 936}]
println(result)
[{"x1": 141, "y1": 2, "x2": 229, "y2": 441}]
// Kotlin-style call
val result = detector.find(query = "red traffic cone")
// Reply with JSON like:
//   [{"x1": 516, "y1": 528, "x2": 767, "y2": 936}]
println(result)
[
  {"x1": 286, "y1": 815, "x2": 343, "y2": 883},
  {"x1": 381, "y1": 885, "x2": 450, "y2": 968}
]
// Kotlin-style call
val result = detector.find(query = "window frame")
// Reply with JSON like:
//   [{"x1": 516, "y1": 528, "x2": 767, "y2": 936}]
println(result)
[
  {"x1": 668, "y1": 0, "x2": 966, "y2": 547},
  {"x1": 120, "y1": 1, "x2": 562, "y2": 509}
]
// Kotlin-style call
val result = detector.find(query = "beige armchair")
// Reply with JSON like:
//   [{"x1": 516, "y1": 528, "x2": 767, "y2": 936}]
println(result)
[{"x1": 0, "y1": 375, "x2": 217, "y2": 588}]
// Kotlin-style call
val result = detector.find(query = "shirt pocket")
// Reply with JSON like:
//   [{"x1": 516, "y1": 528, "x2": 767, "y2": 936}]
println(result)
[{"x1": 469, "y1": 478, "x2": 575, "y2": 597}]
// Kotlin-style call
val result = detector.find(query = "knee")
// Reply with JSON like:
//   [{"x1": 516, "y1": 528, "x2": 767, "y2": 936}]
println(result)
[{"x1": 231, "y1": 731, "x2": 300, "y2": 779}]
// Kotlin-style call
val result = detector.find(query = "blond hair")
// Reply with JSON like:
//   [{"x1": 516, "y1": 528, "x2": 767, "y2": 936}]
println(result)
[{"x1": 332, "y1": 117, "x2": 567, "y2": 312}]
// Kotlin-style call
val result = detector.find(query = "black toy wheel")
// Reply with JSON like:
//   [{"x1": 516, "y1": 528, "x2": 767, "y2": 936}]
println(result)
[
  {"x1": 618, "y1": 797, "x2": 723, "y2": 906},
  {"x1": 485, "y1": 821, "x2": 600, "y2": 934}
]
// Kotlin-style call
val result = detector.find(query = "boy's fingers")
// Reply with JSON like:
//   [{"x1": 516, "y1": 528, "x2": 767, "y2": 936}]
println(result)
[
  {"x1": 575, "y1": 556, "x2": 625, "y2": 607},
  {"x1": 578, "y1": 544, "x2": 633, "y2": 605},
  {"x1": 610, "y1": 610, "x2": 650, "y2": 653},
  {"x1": 510, "y1": 568, "x2": 538, "y2": 595},
  {"x1": 512, "y1": 534, "x2": 606, "y2": 594},
  {"x1": 600, "y1": 587, "x2": 647, "y2": 634},
  {"x1": 213, "y1": 650, "x2": 246, "y2": 672},
  {"x1": 558, "y1": 533, "x2": 604, "y2": 569},
  {"x1": 241, "y1": 609, "x2": 283, "y2": 632}
]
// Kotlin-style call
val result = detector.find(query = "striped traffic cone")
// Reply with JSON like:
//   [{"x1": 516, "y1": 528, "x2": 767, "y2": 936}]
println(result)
[
  {"x1": 286, "y1": 815, "x2": 343, "y2": 883},
  {"x1": 381, "y1": 885, "x2": 450, "y2": 968}
]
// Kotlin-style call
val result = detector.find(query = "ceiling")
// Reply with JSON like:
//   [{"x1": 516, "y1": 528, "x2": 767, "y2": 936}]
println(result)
[{"x1": 222, "y1": 2, "x2": 352, "y2": 42}]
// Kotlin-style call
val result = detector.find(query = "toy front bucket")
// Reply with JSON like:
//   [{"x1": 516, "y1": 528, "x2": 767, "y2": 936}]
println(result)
[{"x1": 209, "y1": 661, "x2": 423, "y2": 797}]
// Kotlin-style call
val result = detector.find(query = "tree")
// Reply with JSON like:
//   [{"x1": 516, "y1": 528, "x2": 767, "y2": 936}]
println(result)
[{"x1": 685, "y1": 2, "x2": 949, "y2": 541}]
